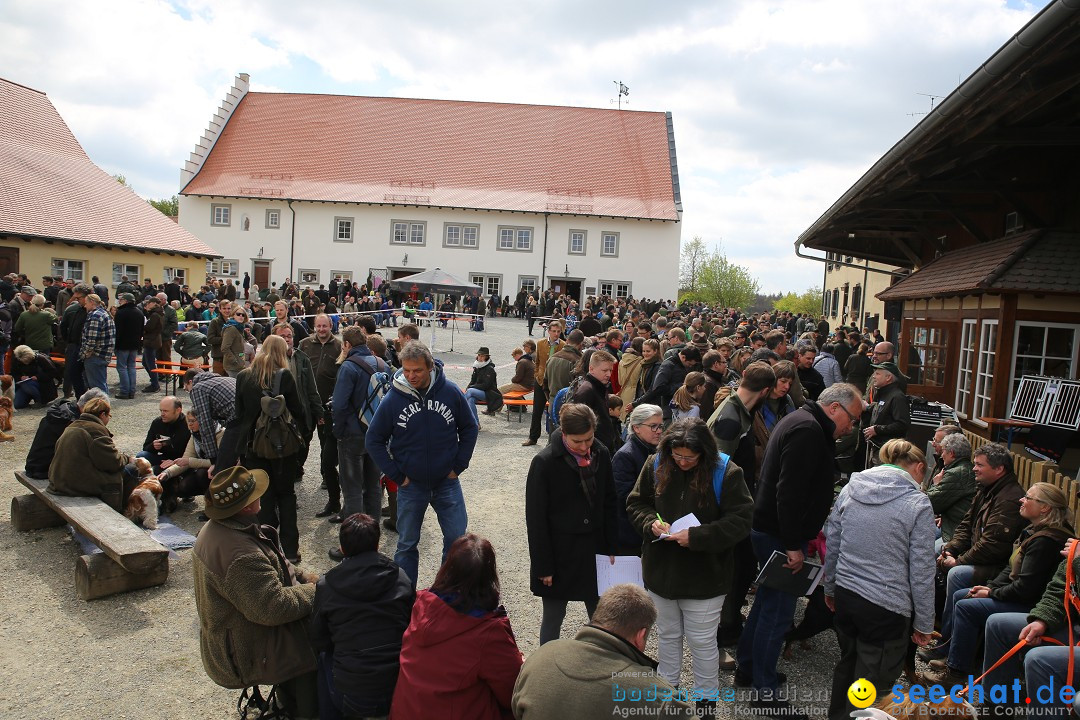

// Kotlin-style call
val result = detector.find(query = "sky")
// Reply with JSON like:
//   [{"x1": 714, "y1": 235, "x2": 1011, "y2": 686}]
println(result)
[{"x1": 0, "y1": 0, "x2": 1042, "y2": 293}]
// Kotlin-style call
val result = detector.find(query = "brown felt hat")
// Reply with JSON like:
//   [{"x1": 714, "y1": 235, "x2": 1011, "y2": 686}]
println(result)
[{"x1": 204, "y1": 466, "x2": 269, "y2": 520}]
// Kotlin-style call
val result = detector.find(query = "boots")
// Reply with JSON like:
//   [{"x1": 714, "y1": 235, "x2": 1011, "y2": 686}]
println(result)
[{"x1": 383, "y1": 489, "x2": 397, "y2": 532}]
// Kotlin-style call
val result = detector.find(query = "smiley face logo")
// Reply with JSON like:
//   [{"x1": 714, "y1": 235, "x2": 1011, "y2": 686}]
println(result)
[{"x1": 847, "y1": 678, "x2": 876, "y2": 709}]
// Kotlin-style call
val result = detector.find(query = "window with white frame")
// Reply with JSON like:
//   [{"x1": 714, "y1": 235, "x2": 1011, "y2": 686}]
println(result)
[
  {"x1": 299, "y1": 269, "x2": 320, "y2": 284},
  {"x1": 112, "y1": 263, "x2": 141, "y2": 286},
  {"x1": 265, "y1": 209, "x2": 281, "y2": 229},
  {"x1": 974, "y1": 320, "x2": 999, "y2": 421},
  {"x1": 444, "y1": 223, "x2": 479, "y2": 249},
  {"x1": 51, "y1": 258, "x2": 84, "y2": 282},
  {"x1": 332, "y1": 271, "x2": 352, "y2": 284},
  {"x1": 519, "y1": 276, "x2": 537, "y2": 297},
  {"x1": 206, "y1": 259, "x2": 240, "y2": 277},
  {"x1": 486, "y1": 276, "x2": 501, "y2": 297},
  {"x1": 163, "y1": 267, "x2": 186, "y2": 285},
  {"x1": 334, "y1": 217, "x2": 354, "y2": 243},
  {"x1": 1012, "y1": 322, "x2": 1080, "y2": 400},
  {"x1": 497, "y1": 225, "x2": 533, "y2": 252},
  {"x1": 392, "y1": 220, "x2": 426, "y2": 245},
  {"x1": 615, "y1": 282, "x2": 631, "y2": 299},
  {"x1": 600, "y1": 231, "x2": 619, "y2": 257},
  {"x1": 211, "y1": 204, "x2": 231, "y2": 227},
  {"x1": 955, "y1": 319, "x2": 977, "y2": 417},
  {"x1": 598, "y1": 281, "x2": 631, "y2": 299},
  {"x1": 569, "y1": 230, "x2": 586, "y2": 255},
  {"x1": 599, "y1": 282, "x2": 613, "y2": 297}
]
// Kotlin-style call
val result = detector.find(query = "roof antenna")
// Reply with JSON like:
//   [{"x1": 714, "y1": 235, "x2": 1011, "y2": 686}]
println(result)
[
  {"x1": 907, "y1": 92, "x2": 945, "y2": 117},
  {"x1": 611, "y1": 81, "x2": 630, "y2": 110}
]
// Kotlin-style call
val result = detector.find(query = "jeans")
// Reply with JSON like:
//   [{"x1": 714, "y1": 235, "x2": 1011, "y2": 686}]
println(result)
[
  {"x1": 316, "y1": 651, "x2": 390, "y2": 720},
  {"x1": 83, "y1": 355, "x2": 109, "y2": 394},
  {"x1": 650, "y1": 591, "x2": 725, "y2": 694},
  {"x1": 395, "y1": 476, "x2": 468, "y2": 586},
  {"x1": 142, "y1": 347, "x2": 159, "y2": 389},
  {"x1": 116, "y1": 349, "x2": 138, "y2": 396},
  {"x1": 64, "y1": 344, "x2": 86, "y2": 398},
  {"x1": 464, "y1": 388, "x2": 486, "y2": 421},
  {"x1": 736, "y1": 529, "x2": 803, "y2": 690},
  {"x1": 983, "y1": 612, "x2": 1077, "y2": 713},
  {"x1": 947, "y1": 597, "x2": 1029, "y2": 673},
  {"x1": 14, "y1": 379, "x2": 41, "y2": 408},
  {"x1": 940, "y1": 564, "x2": 977, "y2": 644},
  {"x1": 338, "y1": 435, "x2": 381, "y2": 521},
  {"x1": 136, "y1": 449, "x2": 168, "y2": 473},
  {"x1": 540, "y1": 596, "x2": 599, "y2": 645}
]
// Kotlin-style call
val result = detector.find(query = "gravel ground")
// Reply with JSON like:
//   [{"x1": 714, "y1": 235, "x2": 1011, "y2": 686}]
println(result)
[{"x1": 0, "y1": 316, "x2": 845, "y2": 718}]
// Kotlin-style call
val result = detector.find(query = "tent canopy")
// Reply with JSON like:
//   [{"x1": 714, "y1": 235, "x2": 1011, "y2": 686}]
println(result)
[{"x1": 387, "y1": 268, "x2": 483, "y2": 296}]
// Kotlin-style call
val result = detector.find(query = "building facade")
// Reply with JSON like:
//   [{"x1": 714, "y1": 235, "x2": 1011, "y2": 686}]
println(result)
[
  {"x1": 821, "y1": 253, "x2": 903, "y2": 332},
  {"x1": 178, "y1": 75, "x2": 682, "y2": 302}
]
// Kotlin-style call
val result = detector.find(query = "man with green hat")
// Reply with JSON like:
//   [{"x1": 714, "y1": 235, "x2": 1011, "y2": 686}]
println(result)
[
  {"x1": 863, "y1": 360, "x2": 911, "y2": 466},
  {"x1": 193, "y1": 466, "x2": 318, "y2": 716}
]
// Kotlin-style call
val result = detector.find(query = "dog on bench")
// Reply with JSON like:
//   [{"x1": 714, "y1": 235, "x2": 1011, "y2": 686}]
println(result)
[{"x1": 124, "y1": 458, "x2": 162, "y2": 529}]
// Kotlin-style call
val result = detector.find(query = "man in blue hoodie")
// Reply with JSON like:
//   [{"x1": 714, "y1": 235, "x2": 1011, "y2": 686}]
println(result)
[{"x1": 367, "y1": 341, "x2": 479, "y2": 585}]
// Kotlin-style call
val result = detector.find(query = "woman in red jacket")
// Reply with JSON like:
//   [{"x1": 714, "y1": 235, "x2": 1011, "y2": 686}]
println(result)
[{"x1": 391, "y1": 534, "x2": 523, "y2": 720}]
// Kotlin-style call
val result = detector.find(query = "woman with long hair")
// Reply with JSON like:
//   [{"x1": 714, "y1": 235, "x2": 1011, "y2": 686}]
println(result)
[
  {"x1": 669, "y1": 370, "x2": 706, "y2": 422},
  {"x1": 824, "y1": 439, "x2": 937, "y2": 718},
  {"x1": 235, "y1": 334, "x2": 306, "y2": 562},
  {"x1": 635, "y1": 338, "x2": 662, "y2": 400},
  {"x1": 617, "y1": 337, "x2": 645, "y2": 416},
  {"x1": 627, "y1": 418, "x2": 754, "y2": 716},
  {"x1": 526, "y1": 403, "x2": 617, "y2": 644},
  {"x1": 922, "y1": 481, "x2": 1073, "y2": 686},
  {"x1": 221, "y1": 305, "x2": 250, "y2": 377},
  {"x1": 391, "y1": 534, "x2": 523, "y2": 720}
]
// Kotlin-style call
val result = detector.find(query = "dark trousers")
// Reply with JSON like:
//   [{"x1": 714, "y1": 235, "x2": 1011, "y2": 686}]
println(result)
[
  {"x1": 828, "y1": 586, "x2": 910, "y2": 720},
  {"x1": 719, "y1": 536, "x2": 757, "y2": 639},
  {"x1": 540, "y1": 596, "x2": 599, "y2": 645},
  {"x1": 528, "y1": 383, "x2": 548, "y2": 442},
  {"x1": 64, "y1": 344, "x2": 86, "y2": 398},
  {"x1": 316, "y1": 651, "x2": 392, "y2": 719},
  {"x1": 215, "y1": 423, "x2": 243, "y2": 471},
  {"x1": 248, "y1": 454, "x2": 301, "y2": 558},
  {"x1": 318, "y1": 421, "x2": 340, "y2": 505}
]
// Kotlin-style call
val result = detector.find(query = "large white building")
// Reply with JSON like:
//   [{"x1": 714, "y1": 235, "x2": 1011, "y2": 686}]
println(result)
[{"x1": 179, "y1": 74, "x2": 682, "y2": 303}]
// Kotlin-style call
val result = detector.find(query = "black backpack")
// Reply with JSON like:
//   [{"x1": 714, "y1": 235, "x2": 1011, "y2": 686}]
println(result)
[{"x1": 250, "y1": 369, "x2": 305, "y2": 459}]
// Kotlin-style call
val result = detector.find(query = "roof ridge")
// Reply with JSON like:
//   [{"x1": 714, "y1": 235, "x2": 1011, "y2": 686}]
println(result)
[
  {"x1": 244, "y1": 90, "x2": 666, "y2": 115},
  {"x1": 0, "y1": 76, "x2": 46, "y2": 95}
]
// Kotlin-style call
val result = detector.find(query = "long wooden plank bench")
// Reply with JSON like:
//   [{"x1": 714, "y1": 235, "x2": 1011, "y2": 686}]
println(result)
[{"x1": 11, "y1": 471, "x2": 170, "y2": 600}]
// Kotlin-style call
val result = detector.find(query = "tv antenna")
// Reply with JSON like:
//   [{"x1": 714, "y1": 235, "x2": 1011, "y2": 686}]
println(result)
[
  {"x1": 907, "y1": 92, "x2": 945, "y2": 117},
  {"x1": 611, "y1": 81, "x2": 630, "y2": 110}
]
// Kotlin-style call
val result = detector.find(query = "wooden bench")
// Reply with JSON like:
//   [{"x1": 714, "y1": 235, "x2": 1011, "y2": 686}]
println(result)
[
  {"x1": 11, "y1": 471, "x2": 170, "y2": 600},
  {"x1": 502, "y1": 390, "x2": 533, "y2": 423}
]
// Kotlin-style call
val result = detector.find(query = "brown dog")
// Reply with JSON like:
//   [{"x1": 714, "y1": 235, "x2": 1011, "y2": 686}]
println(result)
[
  {"x1": 124, "y1": 459, "x2": 162, "y2": 529},
  {"x1": 0, "y1": 396, "x2": 13, "y2": 442},
  {"x1": 0, "y1": 374, "x2": 13, "y2": 401}
]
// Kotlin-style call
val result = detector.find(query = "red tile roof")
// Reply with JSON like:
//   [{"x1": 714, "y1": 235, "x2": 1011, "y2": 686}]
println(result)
[
  {"x1": 877, "y1": 230, "x2": 1080, "y2": 300},
  {"x1": 0, "y1": 78, "x2": 218, "y2": 257},
  {"x1": 181, "y1": 93, "x2": 680, "y2": 221}
]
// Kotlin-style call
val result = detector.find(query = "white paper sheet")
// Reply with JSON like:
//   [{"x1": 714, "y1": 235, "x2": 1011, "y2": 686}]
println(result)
[
  {"x1": 595, "y1": 554, "x2": 643, "y2": 594},
  {"x1": 653, "y1": 512, "x2": 701, "y2": 541}
]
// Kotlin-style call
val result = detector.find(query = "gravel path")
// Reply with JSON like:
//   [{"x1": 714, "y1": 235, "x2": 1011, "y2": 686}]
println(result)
[{"x1": 0, "y1": 317, "x2": 842, "y2": 718}]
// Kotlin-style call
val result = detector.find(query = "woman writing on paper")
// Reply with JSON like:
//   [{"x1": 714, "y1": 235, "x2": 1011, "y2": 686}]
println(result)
[
  {"x1": 525, "y1": 403, "x2": 617, "y2": 645},
  {"x1": 626, "y1": 418, "x2": 754, "y2": 716},
  {"x1": 823, "y1": 438, "x2": 937, "y2": 719}
]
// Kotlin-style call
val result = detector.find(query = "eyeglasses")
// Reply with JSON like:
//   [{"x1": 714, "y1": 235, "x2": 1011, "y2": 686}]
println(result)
[
  {"x1": 671, "y1": 451, "x2": 700, "y2": 463},
  {"x1": 834, "y1": 402, "x2": 861, "y2": 424},
  {"x1": 1022, "y1": 495, "x2": 1046, "y2": 504},
  {"x1": 872, "y1": 351, "x2": 889, "y2": 357},
  {"x1": 641, "y1": 423, "x2": 663, "y2": 432}
]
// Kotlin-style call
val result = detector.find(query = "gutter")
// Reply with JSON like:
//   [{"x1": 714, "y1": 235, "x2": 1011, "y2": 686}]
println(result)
[
  {"x1": 794, "y1": 244, "x2": 907, "y2": 277},
  {"x1": 540, "y1": 212, "x2": 549, "y2": 293},
  {"x1": 794, "y1": 0, "x2": 1080, "y2": 257},
  {"x1": 288, "y1": 199, "x2": 297, "y2": 280}
]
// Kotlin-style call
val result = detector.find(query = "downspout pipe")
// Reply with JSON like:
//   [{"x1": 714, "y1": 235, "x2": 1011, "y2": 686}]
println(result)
[
  {"x1": 288, "y1": 199, "x2": 297, "y2": 280},
  {"x1": 540, "y1": 213, "x2": 550, "y2": 295}
]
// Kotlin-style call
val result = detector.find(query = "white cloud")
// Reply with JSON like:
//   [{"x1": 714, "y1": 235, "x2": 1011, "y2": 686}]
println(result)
[{"x1": 0, "y1": 0, "x2": 1042, "y2": 292}]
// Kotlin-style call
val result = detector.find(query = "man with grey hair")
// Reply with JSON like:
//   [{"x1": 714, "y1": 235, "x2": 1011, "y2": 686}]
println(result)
[
  {"x1": 366, "y1": 341, "x2": 478, "y2": 585},
  {"x1": 24, "y1": 387, "x2": 108, "y2": 478},
  {"x1": 511, "y1": 584, "x2": 695, "y2": 718},
  {"x1": 921, "y1": 442, "x2": 1026, "y2": 663},
  {"x1": 925, "y1": 424, "x2": 965, "y2": 489},
  {"x1": 80, "y1": 293, "x2": 114, "y2": 394},
  {"x1": 926, "y1": 433, "x2": 975, "y2": 549},
  {"x1": 737, "y1": 383, "x2": 866, "y2": 713},
  {"x1": 863, "y1": 360, "x2": 910, "y2": 466},
  {"x1": 59, "y1": 282, "x2": 93, "y2": 397}
]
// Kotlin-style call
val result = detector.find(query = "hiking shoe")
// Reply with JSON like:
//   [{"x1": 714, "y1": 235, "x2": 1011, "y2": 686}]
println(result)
[
  {"x1": 315, "y1": 503, "x2": 340, "y2": 518},
  {"x1": 917, "y1": 644, "x2": 948, "y2": 662},
  {"x1": 328, "y1": 547, "x2": 344, "y2": 562},
  {"x1": 922, "y1": 666, "x2": 967, "y2": 686}
]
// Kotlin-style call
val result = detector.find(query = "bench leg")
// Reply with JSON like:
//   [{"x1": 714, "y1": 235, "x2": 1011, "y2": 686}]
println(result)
[
  {"x1": 11, "y1": 494, "x2": 66, "y2": 531},
  {"x1": 75, "y1": 553, "x2": 169, "y2": 601}
]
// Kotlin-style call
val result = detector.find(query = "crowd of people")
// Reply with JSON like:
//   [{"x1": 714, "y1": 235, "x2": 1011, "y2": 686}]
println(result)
[{"x1": 9, "y1": 267, "x2": 1080, "y2": 720}]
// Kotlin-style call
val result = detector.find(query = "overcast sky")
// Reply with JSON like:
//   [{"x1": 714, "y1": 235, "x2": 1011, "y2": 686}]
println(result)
[{"x1": 1, "y1": 0, "x2": 1041, "y2": 293}]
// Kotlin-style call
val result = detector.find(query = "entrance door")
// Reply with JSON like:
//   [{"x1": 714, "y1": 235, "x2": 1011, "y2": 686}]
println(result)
[
  {"x1": 549, "y1": 278, "x2": 582, "y2": 303},
  {"x1": 0, "y1": 247, "x2": 18, "y2": 277},
  {"x1": 253, "y1": 260, "x2": 270, "y2": 290}
]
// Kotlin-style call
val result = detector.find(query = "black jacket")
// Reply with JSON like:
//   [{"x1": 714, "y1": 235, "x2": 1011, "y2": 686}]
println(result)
[
  {"x1": 868, "y1": 381, "x2": 910, "y2": 444},
  {"x1": 25, "y1": 400, "x2": 79, "y2": 478},
  {"x1": 753, "y1": 402, "x2": 838, "y2": 551},
  {"x1": 796, "y1": 365, "x2": 825, "y2": 402},
  {"x1": 987, "y1": 524, "x2": 1073, "y2": 606},
  {"x1": 526, "y1": 429, "x2": 617, "y2": 600},
  {"x1": 142, "y1": 416, "x2": 192, "y2": 461},
  {"x1": 573, "y1": 373, "x2": 617, "y2": 454},
  {"x1": 467, "y1": 361, "x2": 503, "y2": 410},
  {"x1": 611, "y1": 434, "x2": 654, "y2": 554},
  {"x1": 114, "y1": 303, "x2": 145, "y2": 351},
  {"x1": 309, "y1": 551, "x2": 415, "y2": 708},
  {"x1": 636, "y1": 355, "x2": 691, "y2": 420}
]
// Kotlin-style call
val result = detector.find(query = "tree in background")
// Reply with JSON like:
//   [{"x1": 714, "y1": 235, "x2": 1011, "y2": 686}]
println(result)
[
  {"x1": 773, "y1": 286, "x2": 824, "y2": 316},
  {"x1": 679, "y1": 236, "x2": 708, "y2": 293},
  {"x1": 681, "y1": 243, "x2": 760, "y2": 309},
  {"x1": 149, "y1": 195, "x2": 179, "y2": 217}
]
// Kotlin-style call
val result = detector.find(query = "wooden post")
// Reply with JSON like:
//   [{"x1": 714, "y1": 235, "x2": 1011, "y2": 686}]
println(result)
[
  {"x1": 74, "y1": 554, "x2": 169, "y2": 601},
  {"x1": 10, "y1": 494, "x2": 65, "y2": 531}
]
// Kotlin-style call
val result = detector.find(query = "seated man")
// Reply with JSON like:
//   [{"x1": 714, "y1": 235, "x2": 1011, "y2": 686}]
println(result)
[
  {"x1": 137, "y1": 396, "x2": 191, "y2": 473},
  {"x1": 157, "y1": 410, "x2": 219, "y2": 513},
  {"x1": 310, "y1": 513, "x2": 415, "y2": 718},
  {"x1": 193, "y1": 466, "x2": 318, "y2": 717},
  {"x1": 499, "y1": 342, "x2": 536, "y2": 396},
  {"x1": 49, "y1": 396, "x2": 141, "y2": 510},
  {"x1": 981, "y1": 538, "x2": 1079, "y2": 715},
  {"x1": 25, "y1": 388, "x2": 107, "y2": 479},
  {"x1": 926, "y1": 432, "x2": 976, "y2": 551},
  {"x1": 511, "y1": 583, "x2": 695, "y2": 718}
]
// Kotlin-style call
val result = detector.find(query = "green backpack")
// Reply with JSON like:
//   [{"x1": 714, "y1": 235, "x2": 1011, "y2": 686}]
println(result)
[{"x1": 250, "y1": 369, "x2": 305, "y2": 459}]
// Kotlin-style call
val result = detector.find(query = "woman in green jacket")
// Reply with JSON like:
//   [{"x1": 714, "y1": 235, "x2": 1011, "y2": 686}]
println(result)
[
  {"x1": 14, "y1": 295, "x2": 57, "y2": 352},
  {"x1": 627, "y1": 418, "x2": 754, "y2": 713}
]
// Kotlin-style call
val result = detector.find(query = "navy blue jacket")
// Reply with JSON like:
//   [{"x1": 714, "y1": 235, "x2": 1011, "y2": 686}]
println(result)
[
  {"x1": 611, "y1": 433, "x2": 654, "y2": 553},
  {"x1": 366, "y1": 360, "x2": 478, "y2": 487},
  {"x1": 332, "y1": 345, "x2": 386, "y2": 441}
]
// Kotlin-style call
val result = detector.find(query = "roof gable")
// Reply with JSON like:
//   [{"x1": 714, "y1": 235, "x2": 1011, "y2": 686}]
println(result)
[
  {"x1": 0, "y1": 77, "x2": 219, "y2": 257},
  {"x1": 181, "y1": 93, "x2": 680, "y2": 221}
]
